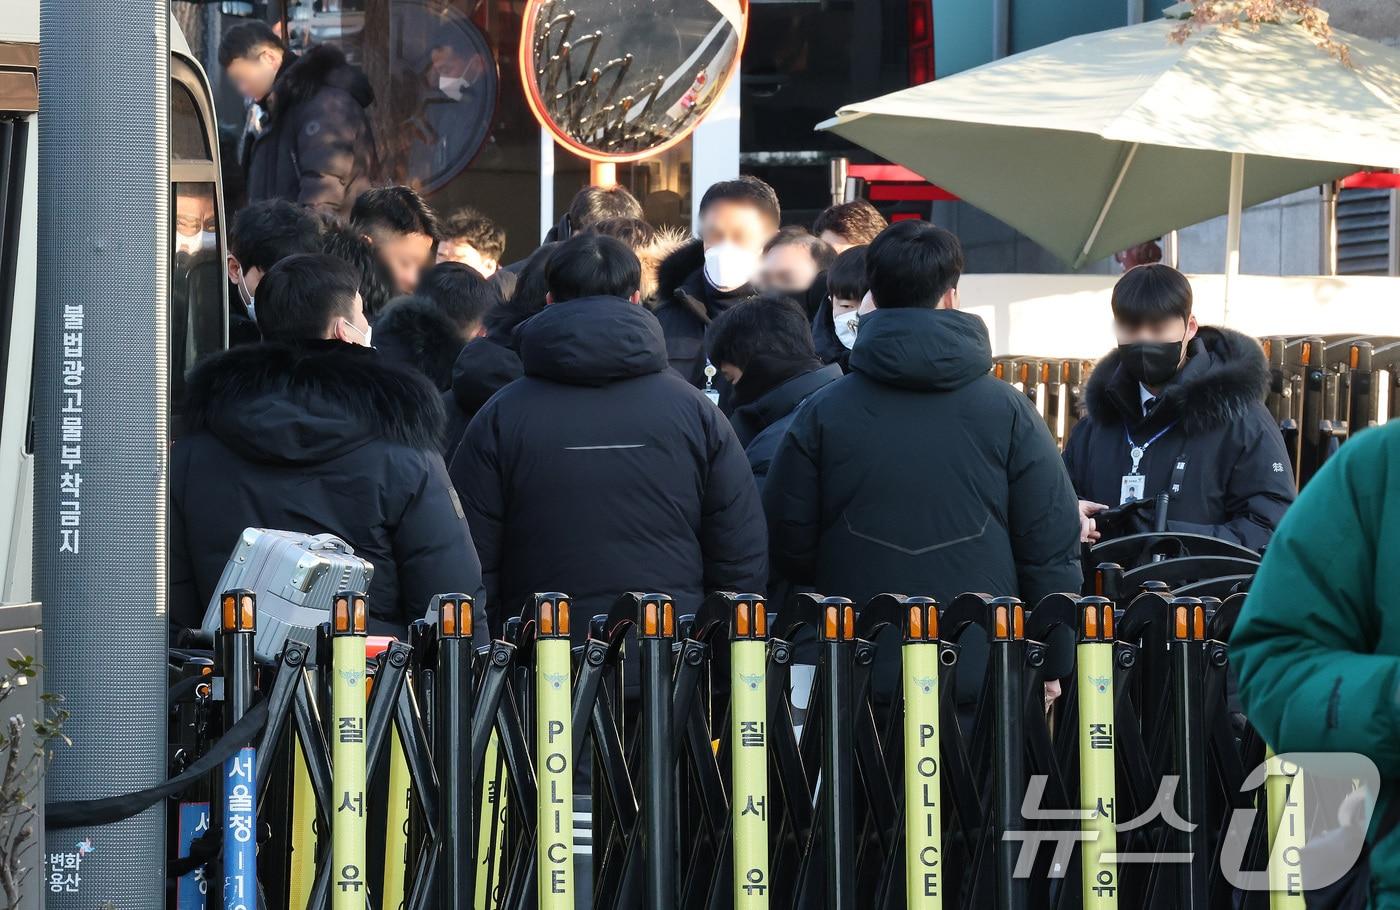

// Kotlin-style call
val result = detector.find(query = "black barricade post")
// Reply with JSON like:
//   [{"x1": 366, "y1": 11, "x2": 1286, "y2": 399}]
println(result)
[
  {"x1": 435, "y1": 595, "x2": 475, "y2": 909},
  {"x1": 1349, "y1": 341, "x2": 1375, "y2": 431},
  {"x1": 819, "y1": 596, "x2": 857, "y2": 910},
  {"x1": 1094, "y1": 563, "x2": 1125, "y2": 606},
  {"x1": 1169, "y1": 597, "x2": 1208, "y2": 909},
  {"x1": 639, "y1": 595, "x2": 677, "y2": 907},
  {"x1": 220, "y1": 589, "x2": 258, "y2": 909},
  {"x1": 1299, "y1": 337, "x2": 1326, "y2": 485},
  {"x1": 990, "y1": 596, "x2": 1029, "y2": 910}
]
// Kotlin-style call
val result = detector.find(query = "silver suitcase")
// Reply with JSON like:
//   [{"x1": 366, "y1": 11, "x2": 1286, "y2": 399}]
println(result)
[{"x1": 199, "y1": 528, "x2": 375, "y2": 664}]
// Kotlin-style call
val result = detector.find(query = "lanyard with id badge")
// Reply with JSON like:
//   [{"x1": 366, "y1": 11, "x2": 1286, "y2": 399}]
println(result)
[
  {"x1": 703, "y1": 360, "x2": 721, "y2": 405},
  {"x1": 1121, "y1": 422, "x2": 1176, "y2": 505}
]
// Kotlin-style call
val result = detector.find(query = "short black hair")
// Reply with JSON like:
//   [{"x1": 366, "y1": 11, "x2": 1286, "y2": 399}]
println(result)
[
  {"x1": 229, "y1": 200, "x2": 323, "y2": 273},
  {"x1": 866, "y1": 221, "x2": 963, "y2": 309},
  {"x1": 487, "y1": 242, "x2": 558, "y2": 336},
  {"x1": 567, "y1": 186, "x2": 644, "y2": 232},
  {"x1": 826, "y1": 246, "x2": 869, "y2": 301},
  {"x1": 373, "y1": 296, "x2": 462, "y2": 390},
  {"x1": 813, "y1": 200, "x2": 888, "y2": 247},
  {"x1": 546, "y1": 234, "x2": 641, "y2": 302},
  {"x1": 764, "y1": 227, "x2": 836, "y2": 271},
  {"x1": 218, "y1": 21, "x2": 284, "y2": 68},
  {"x1": 706, "y1": 295, "x2": 816, "y2": 371},
  {"x1": 322, "y1": 224, "x2": 392, "y2": 319},
  {"x1": 1111, "y1": 264, "x2": 1193, "y2": 328},
  {"x1": 418, "y1": 261, "x2": 501, "y2": 333},
  {"x1": 698, "y1": 176, "x2": 781, "y2": 226},
  {"x1": 585, "y1": 217, "x2": 658, "y2": 250},
  {"x1": 255, "y1": 253, "x2": 361, "y2": 342},
  {"x1": 440, "y1": 206, "x2": 506, "y2": 260},
  {"x1": 351, "y1": 186, "x2": 441, "y2": 241}
]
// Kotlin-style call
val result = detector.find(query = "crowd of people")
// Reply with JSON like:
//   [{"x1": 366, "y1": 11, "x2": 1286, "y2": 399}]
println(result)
[
  {"x1": 169, "y1": 154, "x2": 1303, "y2": 643},
  {"x1": 197, "y1": 22, "x2": 1400, "y2": 892},
  {"x1": 171, "y1": 19, "x2": 1306, "y2": 641}
]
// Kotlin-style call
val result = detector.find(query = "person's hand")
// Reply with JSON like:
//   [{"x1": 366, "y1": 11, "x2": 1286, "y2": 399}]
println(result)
[{"x1": 1079, "y1": 500, "x2": 1110, "y2": 544}]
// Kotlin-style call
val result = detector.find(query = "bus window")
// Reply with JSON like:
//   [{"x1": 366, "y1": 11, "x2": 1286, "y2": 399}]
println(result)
[
  {"x1": 171, "y1": 182, "x2": 223, "y2": 411},
  {"x1": 172, "y1": 82, "x2": 211, "y2": 160}
]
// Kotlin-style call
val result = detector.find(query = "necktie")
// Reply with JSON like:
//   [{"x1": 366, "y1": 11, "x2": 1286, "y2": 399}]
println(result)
[{"x1": 1143, "y1": 397, "x2": 1157, "y2": 416}]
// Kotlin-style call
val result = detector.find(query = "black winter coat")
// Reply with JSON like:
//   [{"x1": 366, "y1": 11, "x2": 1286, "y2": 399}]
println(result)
[
  {"x1": 441, "y1": 336, "x2": 524, "y2": 463},
  {"x1": 764, "y1": 307, "x2": 1083, "y2": 607},
  {"x1": 730, "y1": 364, "x2": 843, "y2": 493},
  {"x1": 170, "y1": 341, "x2": 484, "y2": 638},
  {"x1": 450, "y1": 296, "x2": 768, "y2": 635},
  {"x1": 1062, "y1": 326, "x2": 1295, "y2": 550},
  {"x1": 245, "y1": 46, "x2": 379, "y2": 217},
  {"x1": 653, "y1": 239, "x2": 756, "y2": 398}
]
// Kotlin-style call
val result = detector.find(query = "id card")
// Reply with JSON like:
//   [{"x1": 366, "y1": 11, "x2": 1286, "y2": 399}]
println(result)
[{"x1": 1120, "y1": 474, "x2": 1145, "y2": 505}]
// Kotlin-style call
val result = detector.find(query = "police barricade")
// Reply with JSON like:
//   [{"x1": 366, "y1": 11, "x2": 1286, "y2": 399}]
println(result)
[
  {"x1": 166, "y1": 581, "x2": 1335, "y2": 910},
  {"x1": 998, "y1": 334, "x2": 1400, "y2": 488}
]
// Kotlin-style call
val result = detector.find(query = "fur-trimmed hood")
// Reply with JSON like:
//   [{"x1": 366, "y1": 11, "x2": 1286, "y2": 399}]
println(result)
[
  {"x1": 655, "y1": 237, "x2": 705, "y2": 306},
  {"x1": 639, "y1": 228, "x2": 693, "y2": 306},
  {"x1": 373, "y1": 297, "x2": 465, "y2": 392},
  {"x1": 1085, "y1": 326, "x2": 1270, "y2": 436},
  {"x1": 270, "y1": 44, "x2": 373, "y2": 119},
  {"x1": 183, "y1": 340, "x2": 445, "y2": 463}
]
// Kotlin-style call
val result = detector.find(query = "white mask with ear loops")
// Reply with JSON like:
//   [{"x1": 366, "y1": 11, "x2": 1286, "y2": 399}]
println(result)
[
  {"x1": 834, "y1": 309, "x2": 859, "y2": 350},
  {"x1": 703, "y1": 243, "x2": 760, "y2": 293}
]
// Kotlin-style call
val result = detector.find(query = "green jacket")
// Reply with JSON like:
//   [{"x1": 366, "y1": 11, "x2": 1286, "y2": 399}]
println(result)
[{"x1": 1232, "y1": 422, "x2": 1400, "y2": 908}]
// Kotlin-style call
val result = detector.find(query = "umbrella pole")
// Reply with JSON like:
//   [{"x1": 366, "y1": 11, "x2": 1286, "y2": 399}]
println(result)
[{"x1": 1223, "y1": 152, "x2": 1245, "y2": 324}]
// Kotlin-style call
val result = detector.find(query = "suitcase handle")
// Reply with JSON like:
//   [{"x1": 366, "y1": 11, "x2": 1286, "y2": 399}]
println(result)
[{"x1": 304, "y1": 533, "x2": 355, "y2": 555}]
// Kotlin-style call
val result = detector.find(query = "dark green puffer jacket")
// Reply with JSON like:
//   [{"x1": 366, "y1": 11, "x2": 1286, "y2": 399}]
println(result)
[{"x1": 1233, "y1": 421, "x2": 1400, "y2": 908}]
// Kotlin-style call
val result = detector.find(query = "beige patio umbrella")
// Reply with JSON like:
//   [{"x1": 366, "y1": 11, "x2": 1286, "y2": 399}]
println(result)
[{"x1": 818, "y1": 5, "x2": 1400, "y2": 312}]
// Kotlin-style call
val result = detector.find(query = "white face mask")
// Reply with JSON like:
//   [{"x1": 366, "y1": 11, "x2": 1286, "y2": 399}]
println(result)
[
  {"x1": 344, "y1": 319, "x2": 373, "y2": 348},
  {"x1": 703, "y1": 243, "x2": 760, "y2": 293},
  {"x1": 834, "y1": 308, "x2": 859, "y2": 350},
  {"x1": 236, "y1": 270, "x2": 256, "y2": 323},
  {"x1": 438, "y1": 75, "x2": 470, "y2": 100},
  {"x1": 177, "y1": 231, "x2": 216, "y2": 256}
]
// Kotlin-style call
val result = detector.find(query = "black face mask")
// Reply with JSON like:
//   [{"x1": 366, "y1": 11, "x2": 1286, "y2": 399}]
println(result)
[{"x1": 1118, "y1": 340, "x2": 1183, "y2": 387}]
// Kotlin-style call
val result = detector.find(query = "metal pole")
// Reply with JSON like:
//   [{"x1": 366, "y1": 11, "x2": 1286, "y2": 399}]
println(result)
[
  {"x1": 829, "y1": 158, "x2": 850, "y2": 206},
  {"x1": 36, "y1": 0, "x2": 170, "y2": 901},
  {"x1": 640, "y1": 595, "x2": 677, "y2": 906},
  {"x1": 1169, "y1": 597, "x2": 1208, "y2": 909},
  {"x1": 902, "y1": 597, "x2": 942, "y2": 908},
  {"x1": 1321, "y1": 182, "x2": 1338, "y2": 276},
  {"x1": 221, "y1": 590, "x2": 258, "y2": 910},
  {"x1": 1076, "y1": 597, "x2": 1117, "y2": 909},
  {"x1": 1223, "y1": 152, "x2": 1245, "y2": 324},
  {"x1": 990, "y1": 596, "x2": 1028, "y2": 910},
  {"x1": 331, "y1": 592, "x2": 370, "y2": 908},
  {"x1": 535, "y1": 593, "x2": 574, "y2": 908},
  {"x1": 435, "y1": 595, "x2": 476, "y2": 908},
  {"x1": 732, "y1": 595, "x2": 771, "y2": 907},
  {"x1": 819, "y1": 597, "x2": 856, "y2": 910},
  {"x1": 991, "y1": 0, "x2": 1010, "y2": 59}
]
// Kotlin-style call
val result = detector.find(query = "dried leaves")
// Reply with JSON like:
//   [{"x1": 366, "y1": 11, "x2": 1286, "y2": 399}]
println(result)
[{"x1": 1169, "y1": 0, "x2": 1354, "y2": 68}]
